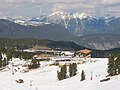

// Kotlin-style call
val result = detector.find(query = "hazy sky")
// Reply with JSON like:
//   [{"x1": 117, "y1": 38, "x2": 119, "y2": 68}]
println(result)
[{"x1": 0, "y1": 0, "x2": 120, "y2": 18}]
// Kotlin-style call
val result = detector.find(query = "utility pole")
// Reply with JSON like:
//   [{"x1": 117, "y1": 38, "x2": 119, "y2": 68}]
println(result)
[
  {"x1": 90, "y1": 71, "x2": 93, "y2": 80},
  {"x1": 11, "y1": 62, "x2": 14, "y2": 75},
  {"x1": 30, "y1": 80, "x2": 33, "y2": 86}
]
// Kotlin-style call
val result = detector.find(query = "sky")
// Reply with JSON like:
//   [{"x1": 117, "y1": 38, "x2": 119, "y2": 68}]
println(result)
[{"x1": 0, "y1": 0, "x2": 120, "y2": 18}]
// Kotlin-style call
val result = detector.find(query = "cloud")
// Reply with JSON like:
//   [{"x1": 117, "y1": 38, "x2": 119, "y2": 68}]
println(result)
[
  {"x1": 0, "y1": 0, "x2": 120, "y2": 17},
  {"x1": 102, "y1": 0, "x2": 120, "y2": 4}
]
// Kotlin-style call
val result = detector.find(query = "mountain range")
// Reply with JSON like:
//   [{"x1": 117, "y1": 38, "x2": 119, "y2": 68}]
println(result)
[
  {"x1": 0, "y1": 11, "x2": 120, "y2": 50},
  {"x1": 73, "y1": 34, "x2": 120, "y2": 50},
  {"x1": 0, "y1": 19, "x2": 74, "y2": 41},
  {"x1": 8, "y1": 11, "x2": 120, "y2": 36}
]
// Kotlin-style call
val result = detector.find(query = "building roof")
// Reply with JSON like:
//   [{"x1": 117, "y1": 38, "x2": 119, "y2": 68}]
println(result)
[{"x1": 78, "y1": 49, "x2": 91, "y2": 54}]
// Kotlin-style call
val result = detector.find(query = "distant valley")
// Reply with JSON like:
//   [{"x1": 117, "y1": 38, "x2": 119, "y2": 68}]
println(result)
[{"x1": 73, "y1": 34, "x2": 120, "y2": 50}]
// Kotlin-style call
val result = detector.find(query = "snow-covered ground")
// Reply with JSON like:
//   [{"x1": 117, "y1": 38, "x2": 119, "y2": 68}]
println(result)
[{"x1": 0, "y1": 58, "x2": 120, "y2": 90}]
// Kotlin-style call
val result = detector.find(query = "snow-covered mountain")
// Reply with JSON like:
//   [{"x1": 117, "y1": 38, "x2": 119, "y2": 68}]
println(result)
[
  {"x1": 40, "y1": 11, "x2": 119, "y2": 36},
  {"x1": 7, "y1": 11, "x2": 119, "y2": 36},
  {"x1": 29, "y1": 11, "x2": 97, "y2": 34}
]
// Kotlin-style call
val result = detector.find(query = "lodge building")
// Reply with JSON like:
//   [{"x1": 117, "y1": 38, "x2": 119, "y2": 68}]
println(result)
[{"x1": 75, "y1": 49, "x2": 91, "y2": 59}]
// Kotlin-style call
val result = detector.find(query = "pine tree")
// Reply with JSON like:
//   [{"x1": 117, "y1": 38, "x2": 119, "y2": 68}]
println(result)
[
  {"x1": 118, "y1": 56, "x2": 120, "y2": 74},
  {"x1": 61, "y1": 64, "x2": 67, "y2": 79},
  {"x1": 108, "y1": 53, "x2": 120, "y2": 76},
  {"x1": 0, "y1": 53, "x2": 2, "y2": 68},
  {"x1": 81, "y1": 70, "x2": 86, "y2": 81},
  {"x1": 73, "y1": 63, "x2": 77, "y2": 76},
  {"x1": 57, "y1": 70, "x2": 63, "y2": 80},
  {"x1": 57, "y1": 64, "x2": 67, "y2": 80},
  {"x1": 69, "y1": 63, "x2": 77, "y2": 77},
  {"x1": 6, "y1": 49, "x2": 14, "y2": 61},
  {"x1": 108, "y1": 54, "x2": 115, "y2": 76},
  {"x1": 115, "y1": 57, "x2": 119, "y2": 75},
  {"x1": 0, "y1": 60, "x2": 2, "y2": 68},
  {"x1": 69, "y1": 64, "x2": 73, "y2": 77},
  {"x1": 22, "y1": 52, "x2": 33, "y2": 61},
  {"x1": 28, "y1": 59, "x2": 40, "y2": 69},
  {"x1": 2, "y1": 58, "x2": 7, "y2": 67}
]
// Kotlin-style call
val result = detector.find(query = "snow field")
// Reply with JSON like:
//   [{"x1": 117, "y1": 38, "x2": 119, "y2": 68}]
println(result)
[{"x1": 0, "y1": 58, "x2": 120, "y2": 90}]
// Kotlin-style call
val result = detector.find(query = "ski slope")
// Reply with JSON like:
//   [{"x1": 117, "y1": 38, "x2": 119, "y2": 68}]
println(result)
[{"x1": 0, "y1": 58, "x2": 120, "y2": 90}]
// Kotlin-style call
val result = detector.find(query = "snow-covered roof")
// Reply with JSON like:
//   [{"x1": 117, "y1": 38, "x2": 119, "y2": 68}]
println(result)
[
  {"x1": 61, "y1": 51, "x2": 75, "y2": 55},
  {"x1": 78, "y1": 49, "x2": 91, "y2": 54},
  {"x1": 9, "y1": 58, "x2": 26, "y2": 66},
  {"x1": 51, "y1": 56, "x2": 71, "y2": 61}
]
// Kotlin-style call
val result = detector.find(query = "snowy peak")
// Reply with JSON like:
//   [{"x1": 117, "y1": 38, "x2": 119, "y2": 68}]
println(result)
[
  {"x1": 73, "y1": 13, "x2": 87, "y2": 20},
  {"x1": 14, "y1": 19, "x2": 26, "y2": 24},
  {"x1": 48, "y1": 11, "x2": 89, "y2": 20},
  {"x1": 49, "y1": 11, "x2": 66, "y2": 17}
]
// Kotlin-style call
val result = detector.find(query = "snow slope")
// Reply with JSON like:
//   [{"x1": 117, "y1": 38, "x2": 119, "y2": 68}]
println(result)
[{"x1": 0, "y1": 58, "x2": 120, "y2": 90}]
